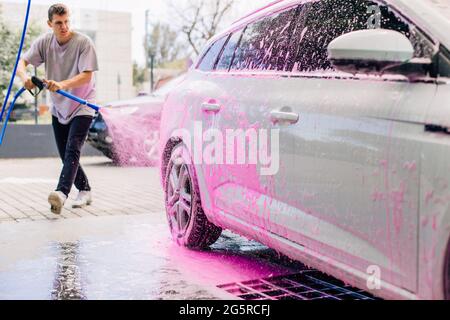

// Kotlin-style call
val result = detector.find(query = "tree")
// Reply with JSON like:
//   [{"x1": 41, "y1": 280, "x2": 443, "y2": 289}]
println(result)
[
  {"x1": 170, "y1": 0, "x2": 235, "y2": 55},
  {"x1": 146, "y1": 22, "x2": 184, "y2": 68},
  {"x1": 0, "y1": 8, "x2": 42, "y2": 104},
  {"x1": 132, "y1": 61, "x2": 145, "y2": 87}
]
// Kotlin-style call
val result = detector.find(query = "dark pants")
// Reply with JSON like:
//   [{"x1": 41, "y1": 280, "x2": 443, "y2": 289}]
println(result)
[{"x1": 52, "y1": 116, "x2": 93, "y2": 197}]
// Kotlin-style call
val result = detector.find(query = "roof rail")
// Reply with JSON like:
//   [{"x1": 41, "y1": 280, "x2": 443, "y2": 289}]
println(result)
[{"x1": 232, "y1": 0, "x2": 286, "y2": 25}]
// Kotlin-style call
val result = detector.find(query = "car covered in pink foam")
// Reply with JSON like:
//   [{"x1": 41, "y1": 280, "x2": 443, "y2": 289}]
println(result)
[{"x1": 159, "y1": 0, "x2": 450, "y2": 300}]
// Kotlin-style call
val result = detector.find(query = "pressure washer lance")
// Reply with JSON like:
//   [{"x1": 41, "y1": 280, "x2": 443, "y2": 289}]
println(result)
[
  {"x1": 0, "y1": 76, "x2": 101, "y2": 146},
  {"x1": 32, "y1": 76, "x2": 101, "y2": 112}
]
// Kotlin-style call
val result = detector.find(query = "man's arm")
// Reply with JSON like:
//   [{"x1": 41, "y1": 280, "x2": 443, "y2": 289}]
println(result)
[
  {"x1": 45, "y1": 71, "x2": 93, "y2": 92},
  {"x1": 16, "y1": 59, "x2": 36, "y2": 90}
]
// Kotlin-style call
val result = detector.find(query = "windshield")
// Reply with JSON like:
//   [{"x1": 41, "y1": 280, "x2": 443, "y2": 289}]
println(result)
[{"x1": 424, "y1": 0, "x2": 450, "y2": 19}]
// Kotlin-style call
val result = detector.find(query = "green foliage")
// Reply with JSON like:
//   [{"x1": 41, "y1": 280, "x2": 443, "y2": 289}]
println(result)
[
  {"x1": 0, "y1": 9, "x2": 42, "y2": 104},
  {"x1": 132, "y1": 61, "x2": 146, "y2": 87},
  {"x1": 146, "y1": 22, "x2": 183, "y2": 68}
]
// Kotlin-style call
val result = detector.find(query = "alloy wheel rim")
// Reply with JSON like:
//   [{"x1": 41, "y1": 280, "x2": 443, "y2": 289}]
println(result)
[{"x1": 167, "y1": 160, "x2": 193, "y2": 235}]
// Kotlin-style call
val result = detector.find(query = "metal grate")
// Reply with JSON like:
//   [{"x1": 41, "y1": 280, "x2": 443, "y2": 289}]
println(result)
[{"x1": 218, "y1": 270, "x2": 380, "y2": 300}]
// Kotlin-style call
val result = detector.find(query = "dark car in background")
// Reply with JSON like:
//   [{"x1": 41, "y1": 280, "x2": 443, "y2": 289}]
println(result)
[
  {"x1": 87, "y1": 75, "x2": 184, "y2": 166},
  {"x1": 9, "y1": 103, "x2": 35, "y2": 122}
]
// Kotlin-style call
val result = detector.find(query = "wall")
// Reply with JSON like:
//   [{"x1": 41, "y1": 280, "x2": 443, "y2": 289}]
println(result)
[{"x1": 0, "y1": 125, "x2": 102, "y2": 159}]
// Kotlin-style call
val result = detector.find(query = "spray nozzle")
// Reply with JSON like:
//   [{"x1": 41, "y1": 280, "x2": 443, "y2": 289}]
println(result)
[
  {"x1": 27, "y1": 76, "x2": 45, "y2": 98},
  {"x1": 31, "y1": 76, "x2": 45, "y2": 90}
]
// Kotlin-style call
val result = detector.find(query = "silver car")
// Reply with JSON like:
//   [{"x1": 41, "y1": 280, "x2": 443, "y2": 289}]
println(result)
[{"x1": 159, "y1": 0, "x2": 450, "y2": 300}]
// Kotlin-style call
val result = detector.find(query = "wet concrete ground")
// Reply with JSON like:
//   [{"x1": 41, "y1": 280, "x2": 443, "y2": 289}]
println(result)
[
  {"x1": 0, "y1": 157, "x2": 165, "y2": 223},
  {"x1": 0, "y1": 157, "x2": 375, "y2": 300},
  {"x1": 0, "y1": 212, "x2": 300, "y2": 300}
]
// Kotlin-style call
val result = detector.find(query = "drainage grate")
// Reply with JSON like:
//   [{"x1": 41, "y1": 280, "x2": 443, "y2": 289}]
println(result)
[{"x1": 218, "y1": 270, "x2": 380, "y2": 301}]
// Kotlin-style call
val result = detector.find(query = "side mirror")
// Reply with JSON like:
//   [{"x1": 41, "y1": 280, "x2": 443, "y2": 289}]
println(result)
[{"x1": 328, "y1": 29, "x2": 416, "y2": 74}]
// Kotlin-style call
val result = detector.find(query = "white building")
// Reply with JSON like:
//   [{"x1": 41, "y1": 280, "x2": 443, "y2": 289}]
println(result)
[{"x1": 1, "y1": 1, "x2": 134, "y2": 105}]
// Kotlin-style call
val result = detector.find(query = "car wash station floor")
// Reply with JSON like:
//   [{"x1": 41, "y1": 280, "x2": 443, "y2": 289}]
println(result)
[{"x1": 0, "y1": 157, "x2": 378, "y2": 300}]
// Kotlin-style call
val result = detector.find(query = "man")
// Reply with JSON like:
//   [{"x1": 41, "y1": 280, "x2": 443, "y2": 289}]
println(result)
[{"x1": 17, "y1": 3, "x2": 99, "y2": 214}]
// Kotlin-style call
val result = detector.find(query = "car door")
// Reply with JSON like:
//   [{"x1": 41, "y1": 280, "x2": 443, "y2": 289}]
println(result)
[
  {"x1": 268, "y1": 0, "x2": 437, "y2": 292},
  {"x1": 203, "y1": 5, "x2": 303, "y2": 234},
  {"x1": 174, "y1": 34, "x2": 232, "y2": 215}
]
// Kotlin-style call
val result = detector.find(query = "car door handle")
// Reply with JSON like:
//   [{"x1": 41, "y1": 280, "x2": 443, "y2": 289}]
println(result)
[
  {"x1": 201, "y1": 102, "x2": 221, "y2": 113},
  {"x1": 270, "y1": 110, "x2": 299, "y2": 125}
]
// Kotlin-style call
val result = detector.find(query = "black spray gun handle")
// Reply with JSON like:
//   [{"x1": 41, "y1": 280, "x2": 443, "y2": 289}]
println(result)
[
  {"x1": 31, "y1": 76, "x2": 45, "y2": 91},
  {"x1": 26, "y1": 76, "x2": 45, "y2": 97}
]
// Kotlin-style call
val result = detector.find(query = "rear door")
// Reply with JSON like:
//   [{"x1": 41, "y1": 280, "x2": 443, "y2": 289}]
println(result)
[{"x1": 272, "y1": 0, "x2": 437, "y2": 292}]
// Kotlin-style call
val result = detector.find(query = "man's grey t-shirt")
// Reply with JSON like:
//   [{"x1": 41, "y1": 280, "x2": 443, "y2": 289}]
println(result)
[{"x1": 23, "y1": 31, "x2": 99, "y2": 124}]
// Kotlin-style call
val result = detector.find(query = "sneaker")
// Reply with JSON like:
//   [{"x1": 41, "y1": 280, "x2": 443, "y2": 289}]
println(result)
[
  {"x1": 48, "y1": 191, "x2": 67, "y2": 215},
  {"x1": 72, "y1": 191, "x2": 92, "y2": 209}
]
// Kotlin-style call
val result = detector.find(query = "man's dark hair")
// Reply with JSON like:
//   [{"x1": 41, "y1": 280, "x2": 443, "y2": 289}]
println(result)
[{"x1": 48, "y1": 4, "x2": 68, "y2": 21}]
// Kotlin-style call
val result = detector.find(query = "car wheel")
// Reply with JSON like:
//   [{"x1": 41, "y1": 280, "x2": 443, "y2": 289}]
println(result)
[{"x1": 164, "y1": 143, "x2": 222, "y2": 249}]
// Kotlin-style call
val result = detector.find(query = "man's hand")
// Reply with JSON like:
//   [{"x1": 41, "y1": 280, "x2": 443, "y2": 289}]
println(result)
[
  {"x1": 17, "y1": 60, "x2": 35, "y2": 91},
  {"x1": 23, "y1": 78, "x2": 36, "y2": 91},
  {"x1": 44, "y1": 80, "x2": 67, "y2": 92}
]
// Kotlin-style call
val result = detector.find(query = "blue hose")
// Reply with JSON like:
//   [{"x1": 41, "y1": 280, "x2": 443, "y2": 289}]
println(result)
[
  {"x1": 0, "y1": 88, "x2": 26, "y2": 146},
  {"x1": 0, "y1": 0, "x2": 31, "y2": 147},
  {"x1": 0, "y1": 86, "x2": 102, "y2": 147},
  {"x1": 32, "y1": 77, "x2": 101, "y2": 112},
  {"x1": 56, "y1": 90, "x2": 100, "y2": 112},
  {"x1": 0, "y1": 0, "x2": 31, "y2": 123}
]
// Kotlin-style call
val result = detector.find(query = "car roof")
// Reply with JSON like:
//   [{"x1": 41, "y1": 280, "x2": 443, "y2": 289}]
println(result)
[{"x1": 210, "y1": 0, "x2": 450, "y2": 51}]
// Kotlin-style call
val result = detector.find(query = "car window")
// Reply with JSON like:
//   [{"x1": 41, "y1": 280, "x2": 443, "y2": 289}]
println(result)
[
  {"x1": 216, "y1": 31, "x2": 243, "y2": 71},
  {"x1": 229, "y1": 15, "x2": 273, "y2": 70},
  {"x1": 197, "y1": 36, "x2": 229, "y2": 72},
  {"x1": 283, "y1": 4, "x2": 310, "y2": 73},
  {"x1": 265, "y1": 7, "x2": 302, "y2": 71},
  {"x1": 288, "y1": 0, "x2": 436, "y2": 73},
  {"x1": 230, "y1": 6, "x2": 299, "y2": 71}
]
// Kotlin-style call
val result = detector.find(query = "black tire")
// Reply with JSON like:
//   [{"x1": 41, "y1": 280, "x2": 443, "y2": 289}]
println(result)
[{"x1": 164, "y1": 143, "x2": 222, "y2": 249}]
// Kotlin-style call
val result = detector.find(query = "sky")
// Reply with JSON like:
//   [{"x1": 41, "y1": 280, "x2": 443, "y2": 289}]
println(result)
[{"x1": 5, "y1": 0, "x2": 274, "y2": 65}]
